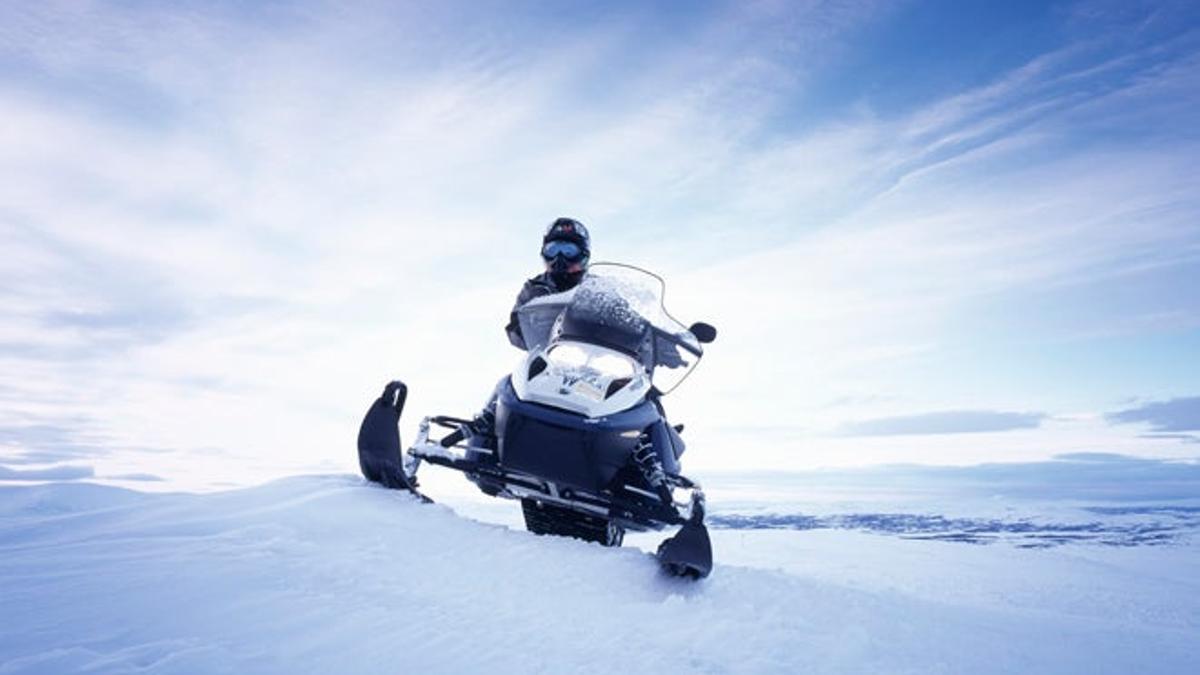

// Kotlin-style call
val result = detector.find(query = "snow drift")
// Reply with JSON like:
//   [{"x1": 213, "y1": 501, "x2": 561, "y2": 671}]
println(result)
[{"x1": 1, "y1": 475, "x2": 1196, "y2": 674}]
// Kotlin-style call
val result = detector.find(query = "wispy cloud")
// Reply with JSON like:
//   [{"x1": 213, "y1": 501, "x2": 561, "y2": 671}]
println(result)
[
  {"x1": 0, "y1": 464, "x2": 94, "y2": 481},
  {"x1": 672, "y1": 22, "x2": 1200, "y2": 428},
  {"x1": 713, "y1": 453, "x2": 1200, "y2": 501},
  {"x1": 1107, "y1": 397, "x2": 1200, "y2": 432},
  {"x1": 839, "y1": 410, "x2": 1048, "y2": 436},
  {"x1": 2, "y1": 1, "x2": 894, "y2": 484},
  {"x1": 1, "y1": 1, "x2": 1198, "y2": 483}
]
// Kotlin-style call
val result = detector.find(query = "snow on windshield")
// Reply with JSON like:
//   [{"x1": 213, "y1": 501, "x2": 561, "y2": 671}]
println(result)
[
  {"x1": 577, "y1": 264, "x2": 694, "y2": 347},
  {"x1": 520, "y1": 264, "x2": 701, "y2": 360}
]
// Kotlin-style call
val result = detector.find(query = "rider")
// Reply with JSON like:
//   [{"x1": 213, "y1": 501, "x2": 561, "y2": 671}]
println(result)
[
  {"x1": 473, "y1": 218, "x2": 676, "y2": 504},
  {"x1": 505, "y1": 217, "x2": 591, "y2": 350},
  {"x1": 465, "y1": 218, "x2": 592, "y2": 445}
]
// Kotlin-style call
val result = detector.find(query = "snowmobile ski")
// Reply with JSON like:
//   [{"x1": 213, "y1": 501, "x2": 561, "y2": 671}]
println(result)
[
  {"x1": 655, "y1": 493, "x2": 713, "y2": 579},
  {"x1": 357, "y1": 380, "x2": 431, "y2": 501}
]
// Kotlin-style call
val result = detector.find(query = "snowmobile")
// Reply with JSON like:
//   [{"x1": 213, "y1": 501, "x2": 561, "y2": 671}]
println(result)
[{"x1": 357, "y1": 263, "x2": 717, "y2": 578}]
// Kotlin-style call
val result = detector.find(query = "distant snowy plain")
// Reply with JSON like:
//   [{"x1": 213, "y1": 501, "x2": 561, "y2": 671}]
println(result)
[{"x1": 1, "y1": 460, "x2": 1197, "y2": 674}]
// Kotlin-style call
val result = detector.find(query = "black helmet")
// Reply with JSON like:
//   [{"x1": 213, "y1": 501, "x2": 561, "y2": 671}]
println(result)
[
  {"x1": 541, "y1": 217, "x2": 590, "y2": 286},
  {"x1": 543, "y1": 218, "x2": 590, "y2": 259}
]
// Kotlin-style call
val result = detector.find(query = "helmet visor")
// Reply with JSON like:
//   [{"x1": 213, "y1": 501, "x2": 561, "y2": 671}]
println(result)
[{"x1": 541, "y1": 240, "x2": 585, "y2": 262}]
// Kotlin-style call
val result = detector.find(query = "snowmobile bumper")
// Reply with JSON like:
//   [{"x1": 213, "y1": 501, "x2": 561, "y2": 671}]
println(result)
[{"x1": 406, "y1": 418, "x2": 691, "y2": 532}]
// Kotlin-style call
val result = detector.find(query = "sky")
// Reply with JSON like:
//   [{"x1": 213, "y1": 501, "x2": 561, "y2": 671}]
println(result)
[{"x1": 1, "y1": 0, "x2": 1199, "y2": 489}]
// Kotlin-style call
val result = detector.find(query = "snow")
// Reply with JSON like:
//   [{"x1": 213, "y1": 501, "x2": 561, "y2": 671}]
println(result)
[{"x1": 2, "y1": 474, "x2": 1197, "y2": 674}]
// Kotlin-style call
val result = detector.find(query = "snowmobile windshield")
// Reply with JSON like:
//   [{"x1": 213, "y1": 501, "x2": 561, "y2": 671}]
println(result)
[{"x1": 518, "y1": 263, "x2": 702, "y2": 393}]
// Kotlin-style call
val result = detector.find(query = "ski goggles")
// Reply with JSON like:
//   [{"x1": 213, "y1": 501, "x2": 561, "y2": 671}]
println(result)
[{"x1": 541, "y1": 240, "x2": 585, "y2": 261}]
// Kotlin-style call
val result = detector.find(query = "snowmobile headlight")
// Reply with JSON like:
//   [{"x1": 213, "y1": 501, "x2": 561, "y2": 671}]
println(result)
[
  {"x1": 548, "y1": 344, "x2": 588, "y2": 368},
  {"x1": 590, "y1": 353, "x2": 635, "y2": 379}
]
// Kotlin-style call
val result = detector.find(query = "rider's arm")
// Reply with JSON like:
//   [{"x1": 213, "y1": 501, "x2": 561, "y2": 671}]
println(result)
[
  {"x1": 505, "y1": 277, "x2": 556, "y2": 350},
  {"x1": 505, "y1": 309, "x2": 527, "y2": 350}
]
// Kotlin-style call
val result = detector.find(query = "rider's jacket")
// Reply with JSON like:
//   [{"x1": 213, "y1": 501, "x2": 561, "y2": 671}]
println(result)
[{"x1": 504, "y1": 271, "x2": 581, "y2": 350}]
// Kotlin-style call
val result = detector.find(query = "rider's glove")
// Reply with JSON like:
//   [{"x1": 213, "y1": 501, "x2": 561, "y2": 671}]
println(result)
[{"x1": 657, "y1": 342, "x2": 686, "y2": 369}]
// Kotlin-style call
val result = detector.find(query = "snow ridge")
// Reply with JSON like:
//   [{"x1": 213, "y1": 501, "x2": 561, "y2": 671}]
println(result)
[{"x1": 1, "y1": 476, "x2": 1197, "y2": 674}]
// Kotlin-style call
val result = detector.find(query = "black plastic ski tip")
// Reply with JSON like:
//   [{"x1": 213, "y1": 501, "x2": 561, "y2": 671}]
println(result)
[
  {"x1": 656, "y1": 522, "x2": 713, "y2": 580},
  {"x1": 357, "y1": 380, "x2": 419, "y2": 493}
]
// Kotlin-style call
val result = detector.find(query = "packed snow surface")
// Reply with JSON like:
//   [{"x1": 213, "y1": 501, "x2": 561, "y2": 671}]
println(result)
[{"x1": 1, "y1": 475, "x2": 1197, "y2": 674}]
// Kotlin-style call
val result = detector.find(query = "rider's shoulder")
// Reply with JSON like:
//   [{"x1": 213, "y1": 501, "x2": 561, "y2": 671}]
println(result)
[
  {"x1": 524, "y1": 272, "x2": 557, "y2": 291},
  {"x1": 516, "y1": 273, "x2": 555, "y2": 302}
]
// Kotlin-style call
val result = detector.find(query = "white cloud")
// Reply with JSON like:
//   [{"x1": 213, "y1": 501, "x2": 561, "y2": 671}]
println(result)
[{"x1": 2, "y1": 1, "x2": 1198, "y2": 484}]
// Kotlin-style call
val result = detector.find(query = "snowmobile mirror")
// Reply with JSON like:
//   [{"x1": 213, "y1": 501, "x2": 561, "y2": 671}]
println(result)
[{"x1": 689, "y1": 322, "x2": 717, "y2": 344}]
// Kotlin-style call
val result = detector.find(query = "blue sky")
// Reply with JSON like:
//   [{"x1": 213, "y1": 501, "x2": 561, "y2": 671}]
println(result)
[{"x1": 1, "y1": 0, "x2": 1199, "y2": 487}]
